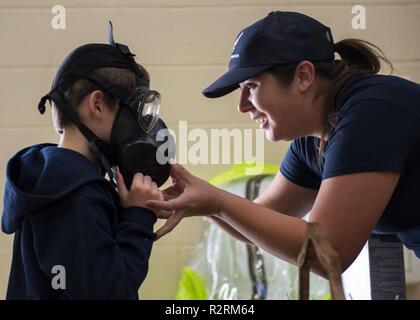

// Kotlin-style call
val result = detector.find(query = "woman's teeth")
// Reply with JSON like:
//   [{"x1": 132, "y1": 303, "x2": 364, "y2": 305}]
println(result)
[{"x1": 256, "y1": 115, "x2": 265, "y2": 124}]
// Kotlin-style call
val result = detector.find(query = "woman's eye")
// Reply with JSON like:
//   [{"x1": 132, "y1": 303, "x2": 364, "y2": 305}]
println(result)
[{"x1": 246, "y1": 83, "x2": 257, "y2": 90}]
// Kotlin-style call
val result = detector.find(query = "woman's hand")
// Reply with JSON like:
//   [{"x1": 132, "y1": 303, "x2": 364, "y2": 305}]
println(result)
[{"x1": 146, "y1": 163, "x2": 224, "y2": 239}]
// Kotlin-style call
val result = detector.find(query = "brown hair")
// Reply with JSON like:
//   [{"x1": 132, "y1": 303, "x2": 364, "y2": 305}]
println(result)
[
  {"x1": 269, "y1": 39, "x2": 392, "y2": 166},
  {"x1": 54, "y1": 65, "x2": 149, "y2": 132}
]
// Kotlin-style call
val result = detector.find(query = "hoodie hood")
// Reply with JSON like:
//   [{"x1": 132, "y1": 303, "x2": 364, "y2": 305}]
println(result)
[{"x1": 2, "y1": 144, "x2": 106, "y2": 234}]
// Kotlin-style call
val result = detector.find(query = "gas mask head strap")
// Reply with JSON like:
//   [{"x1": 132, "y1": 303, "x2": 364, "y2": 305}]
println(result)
[{"x1": 49, "y1": 89, "x2": 117, "y2": 185}]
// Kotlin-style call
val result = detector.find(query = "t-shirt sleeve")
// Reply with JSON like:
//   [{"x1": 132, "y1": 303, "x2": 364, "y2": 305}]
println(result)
[
  {"x1": 280, "y1": 138, "x2": 322, "y2": 189},
  {"x1": 323, "y1": 99, "x2": 417, "y2": 180}
]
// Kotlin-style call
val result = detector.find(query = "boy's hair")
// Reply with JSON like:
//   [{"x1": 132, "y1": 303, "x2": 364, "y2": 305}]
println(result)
[{"x1": 53, "y1": 65, "x2": 150, "y2": 132}]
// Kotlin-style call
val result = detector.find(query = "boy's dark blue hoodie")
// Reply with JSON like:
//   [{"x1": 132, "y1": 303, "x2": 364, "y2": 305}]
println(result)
[{"x1": 2, "y1": 143, "x2": 157, "y2": 300}]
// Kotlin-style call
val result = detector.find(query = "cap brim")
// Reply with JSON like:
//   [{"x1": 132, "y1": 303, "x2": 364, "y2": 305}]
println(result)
[{"x1": 202, "y1": 65, "x2": 274, "y2": 98}]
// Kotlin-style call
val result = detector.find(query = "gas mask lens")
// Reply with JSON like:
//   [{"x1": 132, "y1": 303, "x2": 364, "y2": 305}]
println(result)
[{"x1": 138, "y1": 91, "x2": 160, "y2": 133}]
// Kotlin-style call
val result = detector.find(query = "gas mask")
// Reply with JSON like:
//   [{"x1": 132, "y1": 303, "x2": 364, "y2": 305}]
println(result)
[
  {"x1": 37, "y1": 22, "x2": 175, "y2": 187},
  {"x1": 109, "y1": 90, "x2": 174, "y2": 188}
]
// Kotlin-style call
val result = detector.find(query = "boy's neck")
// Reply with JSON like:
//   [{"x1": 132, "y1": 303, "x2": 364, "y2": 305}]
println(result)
[{"x1": 58, "y1": 127, "x2": 98, "y2": 166}]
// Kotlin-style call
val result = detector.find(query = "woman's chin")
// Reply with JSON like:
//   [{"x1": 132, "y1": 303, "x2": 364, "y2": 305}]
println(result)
[
  {"x1": 264, "y1": 129, "x2": 279, "y2": 142},
  {"x1": 265, "y1": 128, "x2": 290, "y2": 142}
]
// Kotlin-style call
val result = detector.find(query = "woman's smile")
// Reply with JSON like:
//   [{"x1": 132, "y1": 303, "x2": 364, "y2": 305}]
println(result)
[{"x1": 253, "y1": 114, "x2": 268, "y2": 129}]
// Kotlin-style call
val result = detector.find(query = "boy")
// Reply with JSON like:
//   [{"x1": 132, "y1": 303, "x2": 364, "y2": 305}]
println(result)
[{"x1": 1, "y1": 34, "x2": 169, "y2": 299}]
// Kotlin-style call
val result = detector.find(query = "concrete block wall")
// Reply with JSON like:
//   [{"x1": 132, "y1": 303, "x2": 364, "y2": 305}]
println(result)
[{"x1": 0, "y1": 0, "x2": 419, "y2": 299}]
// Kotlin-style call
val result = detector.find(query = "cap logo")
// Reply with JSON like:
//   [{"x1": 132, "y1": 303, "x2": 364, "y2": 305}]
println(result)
[
  {"x1": 326, "y1": 30, "x2": 332, "y2": 43},
  {"x1": 230, "y1": 32, "x2": 243, "y2": 59}
]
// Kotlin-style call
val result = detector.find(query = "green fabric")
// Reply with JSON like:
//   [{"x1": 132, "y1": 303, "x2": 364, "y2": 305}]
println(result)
[
  {"x1": 209, "y1": 162, "x2": 278, "y2": 186},
  {"x1": 175, "y1": 267, "x2": 208, "y2": 300},
  {"x1": 175, "y1": 163, "x2": 278, "y2": 300}
]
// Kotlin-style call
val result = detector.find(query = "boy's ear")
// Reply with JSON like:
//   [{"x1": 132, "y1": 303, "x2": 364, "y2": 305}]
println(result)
[
  {"x1": 87, "y1": 90, "x2": 106, "y2": 118},
  {"x1": 51, "y1": 101, "x2": 64, "y2": 134}
]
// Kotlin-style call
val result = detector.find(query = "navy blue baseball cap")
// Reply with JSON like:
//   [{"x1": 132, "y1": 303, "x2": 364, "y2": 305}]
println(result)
[{"x1": 203, "y1": 11, "x2": 335, "y2": 98}]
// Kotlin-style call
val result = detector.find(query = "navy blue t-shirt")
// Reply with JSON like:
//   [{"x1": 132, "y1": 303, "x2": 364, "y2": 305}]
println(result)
[{"x1": 280, "y1": 75, "x2": 420, "y2": 256}]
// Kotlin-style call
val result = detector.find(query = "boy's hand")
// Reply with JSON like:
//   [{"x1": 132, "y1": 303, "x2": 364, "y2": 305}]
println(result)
[
  {"x1": 116, "y1": 170, "x2": 164, "y2": 211},
  {"x1": 146, "y1": 163, "x2": 224, "y2": 239}
]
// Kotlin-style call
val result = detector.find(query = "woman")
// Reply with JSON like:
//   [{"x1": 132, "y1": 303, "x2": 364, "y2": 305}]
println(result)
[{"x1": 147, "y1": 11, "x2": 420, "y2": 276}]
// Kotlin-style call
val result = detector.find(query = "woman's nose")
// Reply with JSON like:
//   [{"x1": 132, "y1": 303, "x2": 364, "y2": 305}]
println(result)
[{"x1": 237, "y1": 88, "x2": 253, "y2": 113}]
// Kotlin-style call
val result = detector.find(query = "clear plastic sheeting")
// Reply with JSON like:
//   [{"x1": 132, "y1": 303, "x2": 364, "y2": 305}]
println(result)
[{"x1": 182, "y1": 174, "x2": 330, "y2": 300}]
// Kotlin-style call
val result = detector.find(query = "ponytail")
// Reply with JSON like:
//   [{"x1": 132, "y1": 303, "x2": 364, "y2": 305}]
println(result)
[{"x1": 318, "y1": 39, "x2": 392, "y2": 166}]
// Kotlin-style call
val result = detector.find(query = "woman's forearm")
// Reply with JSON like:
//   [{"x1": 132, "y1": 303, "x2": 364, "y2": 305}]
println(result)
[
  {"x1": 215, "y1": 188, "x2": 310, "y2": 269},
  {"x1": 210, "y1": 194, "x2": 282, "y2": 244},
  {"x1": 210, "y1": 216, "x2": 253, "y2": 244}
]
